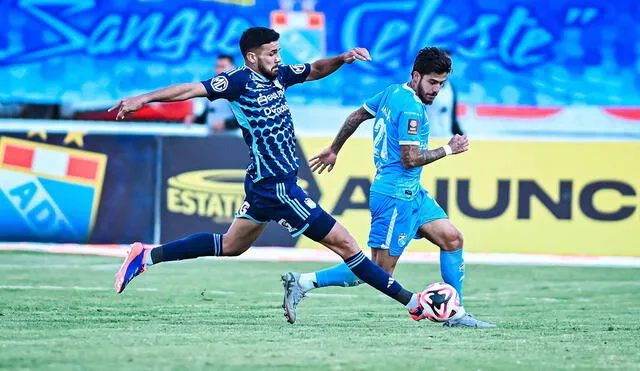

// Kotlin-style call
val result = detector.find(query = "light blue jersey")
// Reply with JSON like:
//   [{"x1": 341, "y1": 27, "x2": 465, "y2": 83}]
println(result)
[
  {"x1": 364, "y1": 83, "x2": 448, "y2": 256},
  {"x1": 363, "y1": 83, "x2": 429, "y2": 200}
]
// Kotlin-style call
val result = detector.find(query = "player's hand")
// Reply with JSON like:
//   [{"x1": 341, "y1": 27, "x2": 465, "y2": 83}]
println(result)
[
  {"x1": 448, "y1": 134, "x2": 469, "y2": 154},
  {"x1": 108, "y1": 96, "x2": 147, "y2": 120},
  {"x1": 342, "y1": 47, "x2": 372, "y2": 64},
  {"x1": 308, "y1": 147, "x2": 338, "y2": 174}
]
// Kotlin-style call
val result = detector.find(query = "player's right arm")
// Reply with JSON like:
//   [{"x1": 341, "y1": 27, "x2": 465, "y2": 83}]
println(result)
[
  {"x1": 309, "y1": 107, "x2": 373, "y2": 173},
  {"x1": 309, "y1": 90, "x2": 383, "y2": 173},
  {"x1": 400, "y1": 134, "x2": 469, "y2": 169},
  {"x1": 109, "y1": 83, "x2": 207, "y2": 120},
  {"x1": 109, "y1": 70, "x2": 246, "y2": 120}
]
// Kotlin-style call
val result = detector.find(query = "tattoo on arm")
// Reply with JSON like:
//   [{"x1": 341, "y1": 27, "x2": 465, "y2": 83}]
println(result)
[
  {"x1": 330, "y1": 107, "x2": 374, "y2": 153},
  {"x1": 400, "y1": 146, "x2": 447, "y2": 168}
]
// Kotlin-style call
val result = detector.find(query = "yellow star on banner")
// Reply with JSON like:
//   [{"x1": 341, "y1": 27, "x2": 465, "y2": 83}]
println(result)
[
  {"x1": 63, "y1": 132, "x2": 86, "y2": 147},
  {"x1": 27, "y1": 131, "x2": 47, "y2": 141}
]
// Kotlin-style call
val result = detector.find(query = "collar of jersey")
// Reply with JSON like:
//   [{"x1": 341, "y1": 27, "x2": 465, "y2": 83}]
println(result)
[
  {"x1": 402, "y1": 83, "x2": 423, "y2": 104},
  {"x1": 244, "y1": 65, "x2": 271, "y2": 82}
]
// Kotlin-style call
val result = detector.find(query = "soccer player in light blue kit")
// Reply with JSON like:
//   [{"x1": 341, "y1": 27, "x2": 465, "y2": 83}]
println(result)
[
  {"x1": 282, "y1": 47, "x2": 494, "y2": 327},
  {"x1": 110, "y1": 27, "x2": 434, "y2": 323}
]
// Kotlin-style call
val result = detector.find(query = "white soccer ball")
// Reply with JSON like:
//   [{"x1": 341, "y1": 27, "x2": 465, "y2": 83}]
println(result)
[{"x1": 419, "y1": 282, "x2": 460, "y2": 322}]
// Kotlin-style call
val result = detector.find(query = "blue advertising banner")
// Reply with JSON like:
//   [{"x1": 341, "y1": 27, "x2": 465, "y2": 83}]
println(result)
[
  {"x1": 0, "y1": 0, "x2": 638, "y2": 106},
  {"x1": 0, "y1": 131, "x2": 156, "y2": 243}
]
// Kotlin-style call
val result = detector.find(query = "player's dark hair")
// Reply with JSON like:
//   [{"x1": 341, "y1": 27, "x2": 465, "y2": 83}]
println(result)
[
  {"x1": 217, "y1": 54, "x2": 235, "y2": 64},
  {"x1": 239, "y1": 27, "x2": 280, "y2": 56},
  {"x1": 412, "y1": 47, "x2": 452, "y2": 76}
]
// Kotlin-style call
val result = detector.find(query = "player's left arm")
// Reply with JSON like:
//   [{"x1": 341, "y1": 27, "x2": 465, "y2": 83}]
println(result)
[
  {"x1": 306, "y1": 47, "x2": 372, "y2": 81},
  {"x1": 400, "y1": 134, "x2": 469, "y2": 169}
]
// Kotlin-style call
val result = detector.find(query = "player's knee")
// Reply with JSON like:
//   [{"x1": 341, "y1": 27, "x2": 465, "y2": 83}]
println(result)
[{"x1": 441, "y1": 230, "x2": 463, "y2": 252}]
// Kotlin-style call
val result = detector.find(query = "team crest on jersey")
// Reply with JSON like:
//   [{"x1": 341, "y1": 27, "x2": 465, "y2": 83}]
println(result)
[
  {"x1": 303, "y1": 197, "x2": 317, "y2": 209},
  {"x1": 278, "y1": 218, "x2": 296, "y2": 233},
  {"x1": 398, "y1": 233, "x2": 408, "y2": 247},
  {"x1": 210, "y1": 76, "x2": 229, "y2": 92},
  {"x1": 407, "y1": 119, "x2": 419, "y2": 135},
  {"x1": 289, "y1": 64, "x2": 306, "y2": 74}
]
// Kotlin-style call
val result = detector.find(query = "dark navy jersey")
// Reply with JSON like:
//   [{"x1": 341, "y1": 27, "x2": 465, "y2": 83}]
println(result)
[{"x1": 201, "y1": 64, "x2": 311, "y2": 182}]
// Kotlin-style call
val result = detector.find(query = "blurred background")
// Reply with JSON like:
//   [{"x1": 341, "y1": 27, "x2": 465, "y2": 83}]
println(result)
[{"x1": 0, "y1": 0, "x2": 638, "y2": 259}]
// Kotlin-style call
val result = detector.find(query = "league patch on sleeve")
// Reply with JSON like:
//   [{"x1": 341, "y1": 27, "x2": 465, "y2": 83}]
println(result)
[
  {"x1": 210, "y1": 76, "x2": 229, "y2": 92},
  {"x1": 407, "y1": 119, "x2": 419, "y2": 135},
  {"x1": 289, "y1": 64, "x2": 307, "y2": 74}
]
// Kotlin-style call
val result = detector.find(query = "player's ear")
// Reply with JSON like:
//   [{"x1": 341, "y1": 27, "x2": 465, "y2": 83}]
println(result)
[
  {"x1": 411, "y1": 71, "x2": 421, "y2": 84},
  {"x1": 246, "y1": 51, "x2": 257, "y2": 64}
]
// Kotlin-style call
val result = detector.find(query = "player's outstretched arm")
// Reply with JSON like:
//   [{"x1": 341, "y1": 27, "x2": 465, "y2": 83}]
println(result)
[
  {"x1": 400, "y1": 134, "x2": 469, "y2": 169},
  {"x1": 306, "y1": 48, "x2": 372, "y2": 81},
  {"x1": 309, "y1": 107, "x2": 373, "y2": 173},
  {"x1": 108, "y1": 82, "x2": 208, "y2": 120}
]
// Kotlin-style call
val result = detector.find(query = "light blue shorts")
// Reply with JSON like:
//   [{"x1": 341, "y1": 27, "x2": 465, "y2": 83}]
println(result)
[{"x1": 368, "y1": 188, "x2": 448, "y2": 256}]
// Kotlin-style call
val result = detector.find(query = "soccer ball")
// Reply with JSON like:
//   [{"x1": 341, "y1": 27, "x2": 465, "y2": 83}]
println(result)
[{"x1": 419, "y1": 282, "x2": 460, "y2": 322}]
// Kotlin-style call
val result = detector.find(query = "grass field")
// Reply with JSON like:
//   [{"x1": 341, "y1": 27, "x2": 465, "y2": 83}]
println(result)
[{"x1": 1, "y1": 251, "x2": 639, "y2": 371}]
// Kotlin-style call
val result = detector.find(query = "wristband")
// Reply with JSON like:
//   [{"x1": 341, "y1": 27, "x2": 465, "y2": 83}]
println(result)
[{"x1": 443, "y1": 145, "x2": 453, "y2": 156}]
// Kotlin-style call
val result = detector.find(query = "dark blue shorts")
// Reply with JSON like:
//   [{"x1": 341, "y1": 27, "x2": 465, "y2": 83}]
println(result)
[{"x1": 235, "y1": 171, "x2": 335, "y2": 241}]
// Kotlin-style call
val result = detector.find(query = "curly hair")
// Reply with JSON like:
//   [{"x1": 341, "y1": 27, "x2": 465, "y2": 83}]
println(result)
[
  {"x1": 412, "y1": 47, "x2": 452, "y2": 75},
  {"x1": 239, "y1": 27, "x2": 280, "y2": 56}
]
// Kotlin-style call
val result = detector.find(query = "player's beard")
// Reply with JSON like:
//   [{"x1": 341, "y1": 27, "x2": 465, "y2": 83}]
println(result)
[
  {"x1": 258, "y1": 61, "x2": 278, "y2": 80},
  {"x1": 417, "y1": 78, "x2": 436, "y2": 105}
]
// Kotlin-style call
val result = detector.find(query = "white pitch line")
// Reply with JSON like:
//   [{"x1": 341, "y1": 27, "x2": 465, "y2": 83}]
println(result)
[
  {"x1": 2, "y1": 243, "x2": 640, "y2": 268},
  {"x1": 0, "y1": 285, "x2": 157, "y2": 292}
]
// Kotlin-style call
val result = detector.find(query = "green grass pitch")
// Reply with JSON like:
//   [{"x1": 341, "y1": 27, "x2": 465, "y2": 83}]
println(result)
[{"x1": 1, "y1": 252, "x2": 639, "y2": 370}]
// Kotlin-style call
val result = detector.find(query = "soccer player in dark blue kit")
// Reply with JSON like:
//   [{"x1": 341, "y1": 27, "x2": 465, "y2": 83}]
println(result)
[{"x1": 110, "y1": 27, "x2": 432, "y2": 321}]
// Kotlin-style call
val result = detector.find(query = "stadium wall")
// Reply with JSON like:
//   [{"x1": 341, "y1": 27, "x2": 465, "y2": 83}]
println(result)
[
  {"x1": 1, "y1": 123, "x2": 638, "y2": 256},
  {"x1": 296, "y1": 138, "x2": 640, "y2": 256}
]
